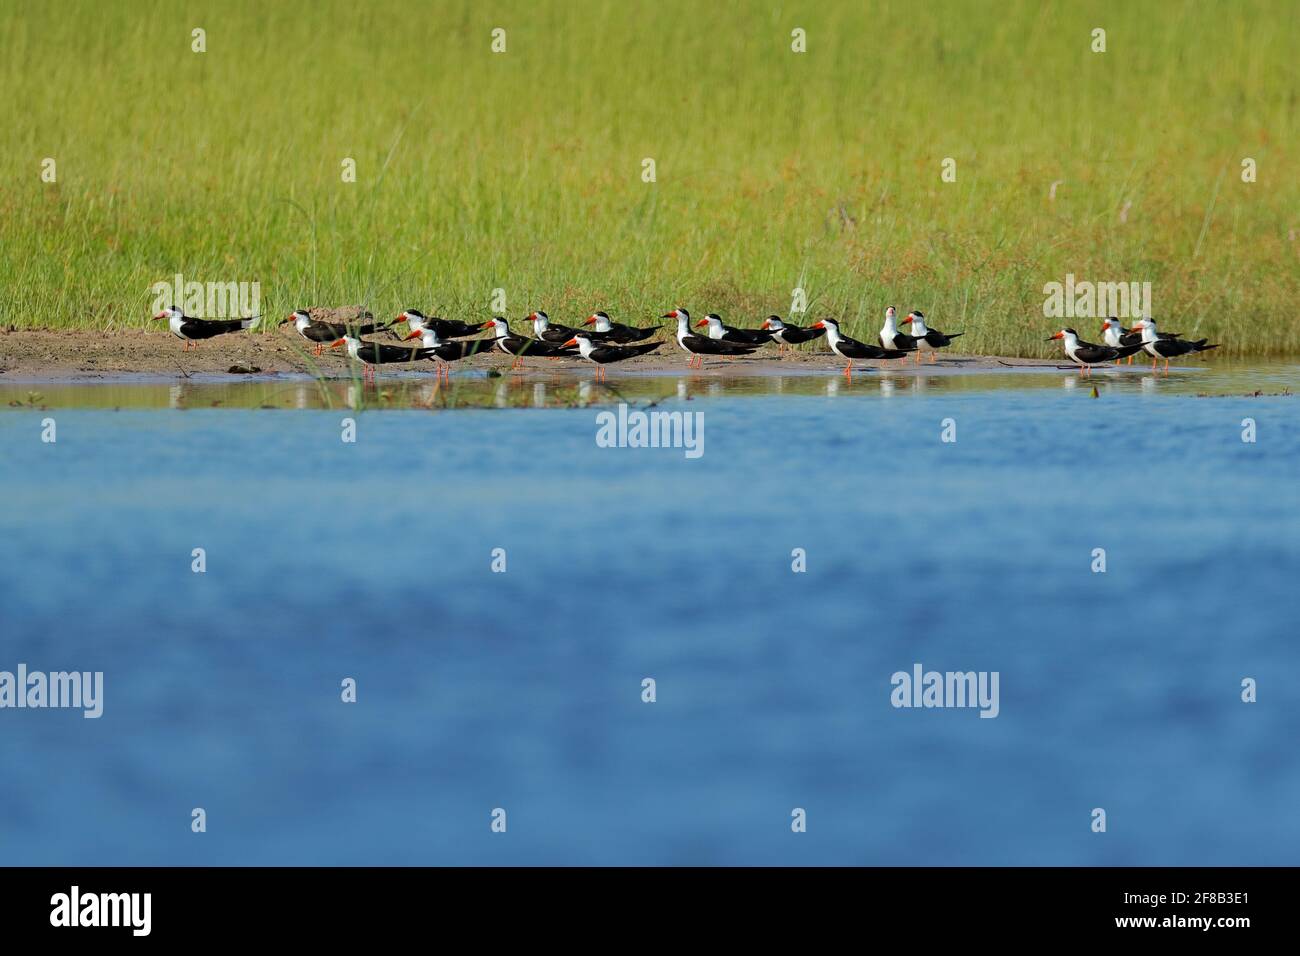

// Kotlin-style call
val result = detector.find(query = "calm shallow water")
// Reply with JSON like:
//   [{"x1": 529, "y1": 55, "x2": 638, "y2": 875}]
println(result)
[{"x1": 1, "y1": 365, "x2": 1297, "y2": 865}]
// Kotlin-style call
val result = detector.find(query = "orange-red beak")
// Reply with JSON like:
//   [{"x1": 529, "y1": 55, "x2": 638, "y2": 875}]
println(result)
[
  {"x1": 761, "y1": 319, "x2": 771, "y2": 329},
  {"x1": 661, "y1": 311, "x2": 678, "y2": 319},
  {"x1": 583, "y1": 316, "x2": 596, "y2": 326},
  {"x1": 330, "y1": 338, "x2": 345, "y2": 348},
  {"x1": 1049, "y1": 331, "x2": 1064, "y2": 340},
  {"x1": 480, "y1": 321, "x2": 495, "y2": 330},
  {"x1": 153, "y1": 312, "x2": 168, "y2": 320},
  {"x1": 694, "y1": 319, "x2": 709, "y2": 328},
  {"x1": 404, "y1": 330, "x2": 421, "y2": 341},
  {"x1": 900, "y1": 316, "x2": 913, "y2": 326},
  {"x1": 561, "y1": 337, "x2": 578, "y2": 348},
  {"x1": 810, "y1": 320, "x2": 825, "y2": 330}
]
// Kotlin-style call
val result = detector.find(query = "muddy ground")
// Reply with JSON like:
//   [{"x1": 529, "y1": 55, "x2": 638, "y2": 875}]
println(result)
[{"x1": 0, "y1": 325, "x2": 1058, "y2": 382}]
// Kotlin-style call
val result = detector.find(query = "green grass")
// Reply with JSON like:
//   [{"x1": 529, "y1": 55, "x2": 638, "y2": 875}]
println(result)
[{"x1": 2, "y1": 0, "x2": 1297, "y2": 356}]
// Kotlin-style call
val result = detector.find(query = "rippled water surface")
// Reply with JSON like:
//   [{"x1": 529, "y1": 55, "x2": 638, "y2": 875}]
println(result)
[{"x1": 1, "y1": 364, "x2": 1296, "y2": 864}]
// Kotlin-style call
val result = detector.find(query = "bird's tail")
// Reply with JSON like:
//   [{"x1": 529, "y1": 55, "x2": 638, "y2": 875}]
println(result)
[
  {"x1": 1194, "y1": 340, "x2": 1219, "y2": 352},
  {"x1": 946, "y1": 332, "x2": 965, "y2": 339},
  {"x1": 240, "y1": 315, "x2": 262, "y2": 330}
]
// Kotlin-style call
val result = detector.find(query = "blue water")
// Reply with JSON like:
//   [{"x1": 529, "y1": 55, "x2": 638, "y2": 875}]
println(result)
[{"x1": 1, "y1": 376, "x2": 1297, "y2": 865}]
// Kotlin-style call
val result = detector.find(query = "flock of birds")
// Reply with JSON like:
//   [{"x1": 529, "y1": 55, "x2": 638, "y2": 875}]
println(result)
[{"x1": 150, "y1": 304, "x2": 1218, "y2": 381}]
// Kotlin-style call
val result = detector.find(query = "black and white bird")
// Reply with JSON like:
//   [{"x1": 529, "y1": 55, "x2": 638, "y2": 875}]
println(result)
[
  {"x1": 527, "y1": 311, "x2": 584, "y2": 346},
  {"x1": 760, "y1": 315, "x2": 825, "y2": 352},
  {"x1": 664, "y1": 309, "x2": 757, "y2": 368},
  {"x1": 330, "y1": 333, "x2": 433, "y2": 382},
  {"x1": 901, "y1": 311, "x2": 963, "y2": 363},
  {"x1": 1129, "y1": 318, "x2": 1219, "y2": 374},
  {"x1": 403, "y1": 327, "x2": 493, "y2": 381},
  {"x1": 582, "y1": 311, "x2": 658, "y2": 343},
  {"x1": 810, "y1": 318, "x2": 908, "y2": 379},
  {"x1": 695, "y1": 314, "x2": 774, "y2": 346},
  {"x1": 154, "y1": 306, "x2": 260, "y2": 351},
  {"x1": 481, "y1": 317, "x2": 574, "y2": 369},
  {"x1": 397, "y1": 310, "x2": 483, "y2": 340},
  {"x1": 283, "y1": 309, "x2": 393, "y2": 356},
  {"x1": 1100, "y1": 317, "x2": 1181, "y2": 365},
  {"x1": 561, "y1": 333, "x2": 661, "y2": 381},
  {"x1": 879, "y1": 306, "x2": 922, "y2": 353},
  {"x1": 1047, "y1": 328, "x2": 1143, "y2": 376}
]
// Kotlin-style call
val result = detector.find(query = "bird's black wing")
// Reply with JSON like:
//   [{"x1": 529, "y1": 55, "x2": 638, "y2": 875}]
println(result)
[
  {"x1": 592, "y1": 341, "x2": 661, "y2": 361},
  {"x1": 782, "y1": 326, "x2": 825, "y2": 344},
  {"x1": 302, "y1": 323, "x2": 340, "y2": 343},
  {"x1": 838, "y1": 336, "x2": 904, "y2": 359},
  {"x1": 181, "y1": 318, "x2": 248, "y2": 339},
  {"x1": 722, "y1": 327, "x2": 773, "y2": 344},
  {"x1": 1073, "y1": 344, "x2": 1119, "y2": 364},
  {"x1": 539, "y1": 325, "x2": 580, "y2": 343},
  {"x1": 434, "y1": 339, "x2": 493, "y2": 361},
  {"x1": 884, "y1": 332, "x2": 920, "y2": 351},
  {"x1": 364, "y1": 341, "x2": 430, "y2": 363},
  {"x1": 686, "y1": 335, "x2": 756, "y2": 355},
  {"x1": 924, "y1": 329, "x2": 963, "y2": 347},
  {"x1": 608, "y1": 324, "x2": 657, "y2": 343},
  {"x1": 423, "y1": 319, "x2": 481, "y2": 339},
  {"x1": 501, "y1": 335, "x2": 572, "y2": 357}
]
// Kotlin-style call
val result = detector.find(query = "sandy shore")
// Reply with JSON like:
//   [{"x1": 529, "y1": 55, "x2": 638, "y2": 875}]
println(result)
[{"x1": 0, "y1": 327, "x2": 1074, "y2": 382}]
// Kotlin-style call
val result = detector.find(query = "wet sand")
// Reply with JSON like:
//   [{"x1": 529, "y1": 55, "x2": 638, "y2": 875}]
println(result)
[{"x1": 0, "y1": 327, "x2": 1101, "y2": 383}]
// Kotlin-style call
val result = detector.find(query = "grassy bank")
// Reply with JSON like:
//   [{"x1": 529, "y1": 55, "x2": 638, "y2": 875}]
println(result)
[{"x1": 1, "y1": 0, "x2": 1297, "y2": 356}]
